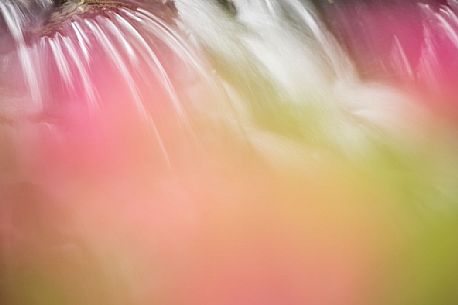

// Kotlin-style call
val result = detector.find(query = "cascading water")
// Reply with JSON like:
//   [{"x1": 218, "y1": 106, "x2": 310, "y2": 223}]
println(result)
[{"x1": 1, "y1": 1, "x2": 458, "y2": 305}]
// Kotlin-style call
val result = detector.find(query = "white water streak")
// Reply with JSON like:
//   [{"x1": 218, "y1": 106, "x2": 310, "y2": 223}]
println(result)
[
  {"x1": 436, "y1": 8, "x2": 458, "y2": 49},
  {"x1": 49, "y1": 33, "x2": 75, "y2": 93},
  {"x1": 71, "y1": 19, "x2": 91, "y2": 63},
  {"x1": 61, "y1": 34, "x2": 98, "y2": 109},
  {"x1": 282, "y1": 0, "x2": 355, "y2": 79},
  {"x1": 127, "y1": 8, "x2": 209, "y2": 79},
  {"x1": 112, "y1": 12, "x2": 187, "y2": 122},
  {"x1": 85, "y1": 18, "x2": 171, "y2": 165},
  {"x1": 101, "y1": 16, "x2": 139, "y2": 66},
  {"x1": 0, "y1": 1, "x2": 42, "y2": 109}
]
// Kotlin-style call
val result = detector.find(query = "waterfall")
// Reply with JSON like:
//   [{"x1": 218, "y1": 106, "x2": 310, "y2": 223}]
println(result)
[{"x1": 1, "y1": 2, "x2": 458, "y2": 305}]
